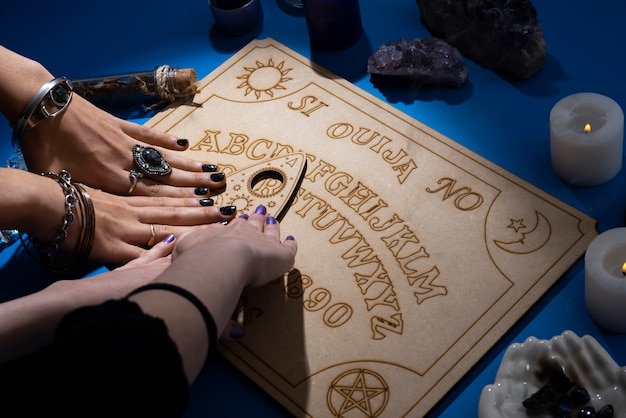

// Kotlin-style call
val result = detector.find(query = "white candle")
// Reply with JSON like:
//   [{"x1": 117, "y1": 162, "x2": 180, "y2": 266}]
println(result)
[
  {"x1": 550, "y1": 92, "x2": 624, "y2": 187},
  {"x1": 585, "y1": 227, "x2": 626, "y2": 333}
]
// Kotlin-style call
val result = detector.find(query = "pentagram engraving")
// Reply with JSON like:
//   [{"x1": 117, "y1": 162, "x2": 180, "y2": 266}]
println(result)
[{"x1": 327, "y1": 369, "x2": 389, "y2": 417}]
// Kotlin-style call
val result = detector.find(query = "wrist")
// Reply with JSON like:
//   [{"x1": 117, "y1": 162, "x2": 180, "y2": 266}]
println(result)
[{"x1": 0, "y1": 53, "x2": 53, "y2": 124}]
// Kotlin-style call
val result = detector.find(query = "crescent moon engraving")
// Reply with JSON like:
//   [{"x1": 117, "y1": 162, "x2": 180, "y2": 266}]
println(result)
[{"x1": 494, "y1": 211, "x2": 551, "y2": 254}]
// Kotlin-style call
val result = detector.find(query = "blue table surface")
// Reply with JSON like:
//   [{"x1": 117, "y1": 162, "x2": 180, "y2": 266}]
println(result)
[{"x1": 1, "y1": 1, "x2": 626, "y2": 416}]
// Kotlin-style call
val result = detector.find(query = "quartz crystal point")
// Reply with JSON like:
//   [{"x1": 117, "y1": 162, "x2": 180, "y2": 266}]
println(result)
[
  {"x1": 367, "y1": 38, "x2": 467, "y2": 87},
  {"x1": 415, "y1": 0, "x2": 546, "y2": 79}
]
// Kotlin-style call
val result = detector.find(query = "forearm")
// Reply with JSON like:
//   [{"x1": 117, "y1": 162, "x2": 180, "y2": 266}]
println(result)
[
  {"x1": 0, "y1": 46, "x2": 53, "y2": 124},
  {"x1": 129, "y1": 242, "x2": 252, "y2": 382},
  {"x1": 0, "y1": 271, "x2": 149, "y2": 364}
]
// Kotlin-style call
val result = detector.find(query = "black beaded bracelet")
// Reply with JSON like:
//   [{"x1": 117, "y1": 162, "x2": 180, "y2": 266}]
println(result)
[{"x1": 127, "y1": 283, "x2": 218, "y2": 366}]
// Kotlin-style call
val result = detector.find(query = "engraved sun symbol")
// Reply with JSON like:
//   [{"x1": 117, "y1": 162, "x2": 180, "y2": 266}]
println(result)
[
  {"x1": 236, "y1": 59, "x2": 293, "y2": 99},
  {"x1": 227, "y1": 193, "x2": 254, "y2": 213}
]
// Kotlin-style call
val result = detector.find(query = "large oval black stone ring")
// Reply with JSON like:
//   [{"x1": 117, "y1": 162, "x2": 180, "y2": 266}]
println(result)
[{"x1": 132, "y1": 144, "x2": 172, "y2": 176}]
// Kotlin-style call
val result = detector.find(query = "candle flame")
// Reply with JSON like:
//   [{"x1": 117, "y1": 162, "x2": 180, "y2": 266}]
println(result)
[
  {"x1": 622, "y1": 262, "x2": 626, "y2": 276},
  {"x1": 584, "y1": 123, "x2": 592, "y2": 133}
]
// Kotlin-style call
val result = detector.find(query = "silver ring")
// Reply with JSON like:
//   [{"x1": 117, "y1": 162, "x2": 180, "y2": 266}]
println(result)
[
  {"x1": 132, "y1": 144, "x2": 172, "y2": 176},
  {"x1": 128, "y1": 170, "x2": 144, "y2": 193}
]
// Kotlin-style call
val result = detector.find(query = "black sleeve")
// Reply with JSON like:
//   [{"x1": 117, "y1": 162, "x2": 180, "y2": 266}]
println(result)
[{"x1": 0, "y1": 299, "x2": 189, "y2": 418}]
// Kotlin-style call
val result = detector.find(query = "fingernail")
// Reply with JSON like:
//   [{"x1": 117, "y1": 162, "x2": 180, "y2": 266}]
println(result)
[
  {"x1": 199, "y1": 198, "x2": 214, "y2": 207},
  {"x1": 202, "y1": 164, "x2": 218, "y2": 172},
  {"x1": 220, "y1": 205, "x2": 237, "y2": 216},
  {"x1": 210, "y1": 172, "x2": 225, "y2": 182},
  {"x1": 163, "y1": 234, "x2": 176, "y2": 244},
  {"x1": 286, "y1": 235, "x2": 295, "y2": 241},
  {"x1": 176, "y1": 139, "x2": 189, "y2": 146},
  {"x1": 266, "y1": 216, "x2": 277, "y2": 225},
  {"x1": 239, "y1": 214, "x2": 249, "y2": 219},
  {"x1": 195, "y1": 187, "x2": 209, "y2": 196},
  {"x1": 255, "y1": 205, "x2": 266, "y2": 215},
  {"x1": 230, "y1": 322, "x2": 244, "y2": 339}
]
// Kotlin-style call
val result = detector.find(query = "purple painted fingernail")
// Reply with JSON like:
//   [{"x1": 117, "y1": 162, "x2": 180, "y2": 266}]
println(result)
[
  {"x1": 239, "y1": 214, "x2": 249, "y2": 220},
  {"x1": 163, "y1": 234, "x2": 176, "y2": 244},
  {"x1": 286, "y1": 235, "x2": 295, "y2": 241},
  {"x1": 230, "y1": 322, "x2": 244, "y2": 339},
  {"x1": 255, "y1": 205, "x2": 266, "y2": 215},
  {"x1": 266, "y1": 216, "x2": 277, "y2": 225}
]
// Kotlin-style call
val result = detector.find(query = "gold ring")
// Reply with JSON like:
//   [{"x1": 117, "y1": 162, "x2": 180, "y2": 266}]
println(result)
[{"x1": 146, "y1": 224, "x2": 156, "y2": 247}]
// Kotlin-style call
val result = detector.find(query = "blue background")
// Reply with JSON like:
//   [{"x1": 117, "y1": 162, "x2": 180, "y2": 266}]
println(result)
[{"x1": 1, "y1": 0, "x2": 625, "y2": 416}]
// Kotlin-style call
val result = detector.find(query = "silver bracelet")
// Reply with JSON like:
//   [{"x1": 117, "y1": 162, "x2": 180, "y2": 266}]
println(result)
[
  {"x1": 11, "y1": 76, "x2": 73, "y2": 146},
  {"x1": 37, "y1": 170, "x2": 77, "y2": 262}
]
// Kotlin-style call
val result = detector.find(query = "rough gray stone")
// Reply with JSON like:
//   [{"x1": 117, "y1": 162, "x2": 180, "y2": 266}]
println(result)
[
  {"x1": 367, "y1": 38, "x2": 468, "y2": 87},
  {"x1": 415, "y1": 0, "x2": 547, "y2": 79}
]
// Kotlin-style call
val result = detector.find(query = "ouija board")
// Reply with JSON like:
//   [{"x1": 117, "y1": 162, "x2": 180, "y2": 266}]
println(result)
[{"x1": 146, "y1": 39, "x2": 598, "y2": 417}]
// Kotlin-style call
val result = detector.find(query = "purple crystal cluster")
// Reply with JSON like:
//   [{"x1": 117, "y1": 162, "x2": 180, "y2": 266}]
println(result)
[
  {"x1": 416, "y1": 0, "x2": 547, "y2": 79},
  {"x1": 367, "y1": 38, "x2": 467, "y2": 87}
]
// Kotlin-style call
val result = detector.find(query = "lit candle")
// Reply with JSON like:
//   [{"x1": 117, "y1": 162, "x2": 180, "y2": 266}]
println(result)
[
  {"x1": 550, "y1": 92, "x2": 624, "y2": 187},
  {"x1": 585, "y1": 227, "x2": 626, "y2": 333}
]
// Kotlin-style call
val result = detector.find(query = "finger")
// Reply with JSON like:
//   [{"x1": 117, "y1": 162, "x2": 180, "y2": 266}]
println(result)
[
  {"x1": 122, "y1": 194, "x2": 224, "y2": 209},
  {"x1": 124, "y1": 223, "x2": 228, "y2": 248},
  {"x1": 220, "y1": 320, "x2": 245, "y2": 341},
  {"x1": 135, "y1": 205, "x2": 238, "y2": 226},
  {"x1": 131, "y1": 170, "x2": 227, "y2": 196},
  {"x1": 121, "y1": 120, "x2": 186, "y2": 151},
  {"x1": 117, "y1": 235, "x2": 176, "y2": 270},
  {"x1": 247, "y1": 204, "x2": 268, "y2": 230}
]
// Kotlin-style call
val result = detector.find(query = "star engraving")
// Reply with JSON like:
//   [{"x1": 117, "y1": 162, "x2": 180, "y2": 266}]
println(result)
[
  {"x1": 328, "y1": 369, "x2": 389, "y2": 417},
  {"x1": 507, "y1": 218, "x2": 526, "y2": 233}
]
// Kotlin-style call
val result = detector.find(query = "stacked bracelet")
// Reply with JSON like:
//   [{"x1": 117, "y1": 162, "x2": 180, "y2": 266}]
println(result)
[
  {"x1": 22, "y1": 170, "x2": 96, "y2": 273},
  {"x1": 11, "y1": 76, "x2": 73, "y2": 147}
]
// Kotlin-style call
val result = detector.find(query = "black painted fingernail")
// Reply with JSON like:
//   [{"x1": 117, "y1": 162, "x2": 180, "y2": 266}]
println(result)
[
  {"x1": 195, "y1": 187, "x2": 209, "y2": 196},
  {"x1": 199, "y1": 198, "x2": 214, "y2": 207},
  {"x1": 210, "y1": 172, "x2": 225, "y2": 182},
  {"x1": 202, "y1": 164, "x2": 218, "y2": 172},
  {"x1": 176, "y1": 139, "x2": 189, "y2": 146},
  {"x1": 220, "y1": 205, "x2": 237, "y2": 216}
]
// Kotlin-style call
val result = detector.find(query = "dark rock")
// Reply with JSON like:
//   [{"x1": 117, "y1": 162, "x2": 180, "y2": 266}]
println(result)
[
  {"x1": 367, "y1": 38, "x2": 468, "y2": 87},
  {"x1": 415, "y1": 0, "x2": 547, "y2": 79}
]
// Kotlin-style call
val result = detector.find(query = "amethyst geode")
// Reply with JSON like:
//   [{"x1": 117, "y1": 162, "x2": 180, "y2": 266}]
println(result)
[
  {"x1": 415, "y1": 0, "x2": 547, "y2": 79},
  {"x1": 367, "y1": 38, "x2": 468, "y2": 87}
]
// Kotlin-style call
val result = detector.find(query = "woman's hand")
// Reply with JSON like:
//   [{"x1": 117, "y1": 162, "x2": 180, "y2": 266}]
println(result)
[
  {"x1": 172, "y1": 205, "x2": 297, "y2": 288},
  {"x1": 61, "y1": 185, "x2": 238, "y2": 266},
  {"x1": 19, "y1": 94, "x2": 225, "y2": 197}
]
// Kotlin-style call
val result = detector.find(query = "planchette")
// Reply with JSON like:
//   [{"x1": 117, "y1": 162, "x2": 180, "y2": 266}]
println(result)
[{"x1": 211, "y1": 152, "x2": 307, "y2": 221}]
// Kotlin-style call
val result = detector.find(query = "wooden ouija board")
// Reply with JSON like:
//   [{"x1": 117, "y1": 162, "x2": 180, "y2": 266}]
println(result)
[{"x1": 146, "y1": 39, "x2": 597, "y2": 417}]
